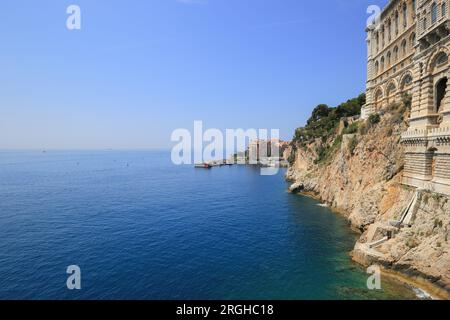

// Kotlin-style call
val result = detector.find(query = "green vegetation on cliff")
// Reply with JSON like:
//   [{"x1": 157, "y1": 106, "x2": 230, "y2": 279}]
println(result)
[
  {"x1": 293, "y1": 94, "x2": 365, "y2": 147},
  {"x1": 289, "y1": 93, "x2": 411, "y2": 166},
  {"x1": 290, "y1": 94, "x2": 365, "y2": 165}
]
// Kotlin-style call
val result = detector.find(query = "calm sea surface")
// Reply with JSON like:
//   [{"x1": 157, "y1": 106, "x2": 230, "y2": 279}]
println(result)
[{"x1": 0, "y1": 150, "x2": 417, "y2": 299}]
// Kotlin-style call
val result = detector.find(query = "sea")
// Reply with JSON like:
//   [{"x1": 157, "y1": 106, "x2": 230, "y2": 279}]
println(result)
[{"x1": 0, "y1": 150, "x2": 418, "y2": 300}]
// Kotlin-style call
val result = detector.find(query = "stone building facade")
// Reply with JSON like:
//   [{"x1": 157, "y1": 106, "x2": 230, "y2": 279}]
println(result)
[
  {"x1": 363, "y1": 0, "x2": 450, "y2": 195},
  {"x1": 248, "y1": 139, "x2": 285, "y2": 163}
]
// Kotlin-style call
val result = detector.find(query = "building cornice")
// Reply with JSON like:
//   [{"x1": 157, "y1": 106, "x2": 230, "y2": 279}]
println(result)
[{"x1": 380, "y1": 0, "x2": 402, "y2": 19}]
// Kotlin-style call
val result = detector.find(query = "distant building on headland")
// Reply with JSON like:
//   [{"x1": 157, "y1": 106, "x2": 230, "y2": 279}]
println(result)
[{"x1": 248, "y1": 139, "x2": 291, "y2": 165}]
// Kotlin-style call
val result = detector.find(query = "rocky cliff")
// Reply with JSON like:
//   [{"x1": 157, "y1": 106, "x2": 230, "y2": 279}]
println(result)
[{"x1": 286, "y1": 99, "x2": 450, "y2": 297}]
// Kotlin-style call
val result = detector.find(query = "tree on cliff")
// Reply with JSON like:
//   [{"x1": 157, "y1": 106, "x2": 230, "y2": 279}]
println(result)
[{"x1": 293, "y1": 93, "x2": 365, "y2": 146}]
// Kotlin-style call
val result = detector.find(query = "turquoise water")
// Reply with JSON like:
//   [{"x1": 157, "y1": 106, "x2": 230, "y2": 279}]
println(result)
[{"x1": 0, "y1": 150, "x2": 416, "y2": 299}]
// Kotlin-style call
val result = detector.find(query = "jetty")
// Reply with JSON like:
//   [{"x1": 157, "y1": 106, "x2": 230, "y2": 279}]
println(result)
[
  {"x1": 195, "y1": 163, "x2": 212, "y2": 169},
  {"x1": 195, "y1": 159, "x2": 235, "y2": 169}
]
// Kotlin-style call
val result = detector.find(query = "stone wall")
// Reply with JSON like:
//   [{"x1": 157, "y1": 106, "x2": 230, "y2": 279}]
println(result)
[{"x1": 366, "y1": 0, "x2": 450, "y2": 196}]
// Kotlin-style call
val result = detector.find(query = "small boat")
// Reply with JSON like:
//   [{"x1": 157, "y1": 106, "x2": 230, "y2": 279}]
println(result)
[
  {"x1": 195, "y1": 163, "x2": 212, "y2": 169},
  {"x1": 209, "y1": 161, "x2": 223, "y2": 167}
]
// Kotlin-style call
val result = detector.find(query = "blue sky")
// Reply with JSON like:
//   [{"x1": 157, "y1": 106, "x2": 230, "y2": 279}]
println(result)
[{"x1": 0, "y1": 0, "x2": 387, "y2": 149}]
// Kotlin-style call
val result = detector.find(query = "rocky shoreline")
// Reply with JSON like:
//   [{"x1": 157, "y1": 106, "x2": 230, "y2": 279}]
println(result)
[
  {"x1": 288, "y1": 188, "x2": 450, "y2": 300},
  {"x1": 286, "y1": 104, "x2": 450, "y2": 299}
]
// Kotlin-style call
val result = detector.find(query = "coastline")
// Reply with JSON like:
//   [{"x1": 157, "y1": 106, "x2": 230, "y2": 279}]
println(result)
[
  {"x1": 379, "y1": 267, "x2": 450, "y2": 300},
  {"x1": 290, "y1": 189, "x2": 450, "y2": 300}
]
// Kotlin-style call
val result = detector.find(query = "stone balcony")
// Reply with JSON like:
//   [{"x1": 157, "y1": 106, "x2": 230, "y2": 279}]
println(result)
[
  {"x1": 427, "y1": 126, "x2": 450, "y2": 139},
  {"x1": 402, "y1": 126, "x2": 450, "y2": 149},
  {"x1": 401, "y1": 128, "x2": 428, "y2": 139},
  {"x1": 418, "y1": 20, "x2": 450, "y2": 51}
]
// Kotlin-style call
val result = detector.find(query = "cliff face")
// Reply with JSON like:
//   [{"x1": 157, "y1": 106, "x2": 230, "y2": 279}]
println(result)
[{"x1": 286, "y1": 107, "x2": 450, "y2": 295}]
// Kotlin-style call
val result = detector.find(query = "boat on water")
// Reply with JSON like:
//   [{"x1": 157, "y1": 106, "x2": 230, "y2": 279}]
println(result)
[
  {"x1": 195, "y1": 159, "x2": 233, "y2": 168},
  {"x1": 195, "y1": 163, "x2": 212, "y2": 169}
]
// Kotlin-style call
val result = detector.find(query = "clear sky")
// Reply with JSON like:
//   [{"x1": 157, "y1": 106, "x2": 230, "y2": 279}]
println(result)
[{"x1": 0, "y1": 0, "x2": 388, "y2": 149}]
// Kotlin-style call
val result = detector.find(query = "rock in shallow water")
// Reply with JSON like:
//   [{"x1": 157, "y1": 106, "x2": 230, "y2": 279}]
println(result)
[{"x1": 289, "y1": 182, "x2": 303, "y2": 193}]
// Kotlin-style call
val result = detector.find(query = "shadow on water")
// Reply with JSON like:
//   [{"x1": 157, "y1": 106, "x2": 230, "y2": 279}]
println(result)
[{"x1": 285, "y1": 189, "x2": 418, "y2": 300}]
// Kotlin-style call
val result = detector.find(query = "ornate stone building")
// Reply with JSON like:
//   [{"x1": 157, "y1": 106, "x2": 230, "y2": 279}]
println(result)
[{"x1": 363, "y1": 0, "x2": 450, "y2": 195}]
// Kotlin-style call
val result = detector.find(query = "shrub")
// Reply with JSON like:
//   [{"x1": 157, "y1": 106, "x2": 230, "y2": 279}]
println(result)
[
  {"x1": 406, "y1": 237, "x2": 419, "y2": 249},
  {"x1": 287, "y1": 151, "x2": 296, "y2": 165},
  {"x1": 401, "y1": 93, "x2": 412, "y2": 111},
  {"x1": 315, "y1": 135, "x2": 343, "y2": 165},
  {"x1": 431, "y1": 193, "x2": 442, "y2": 202},
  {"x1": 359, "y1": 122, "x2": 368, "y2": 135},
  {"x1": 387, "y1": 102, "x2": 401, "y2": 112},
  {"x1": 293, "y1": 94, "x2": 365, "y2": 147},
  {"x1": 423, "y1": 193, "x2": 430, "y2": 205},
  {"x1": 368, "y1": 114, "x2": 381, "y2": 125},
  {"x1": 391, "y1": 110, "x2": 404, "y2": 125},
  {"x1": 348, "y1": 136, "x2": 358, "y2": 155},
  {"x1": 343, "y1": 121, "x2": 360, "y2": 134},
  {"x1": 434, "y1": 219, "x2": 443, "y2": 229}
]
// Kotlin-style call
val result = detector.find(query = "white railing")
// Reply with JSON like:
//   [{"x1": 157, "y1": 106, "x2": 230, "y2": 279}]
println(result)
[
  {"x1": 401, "y1": 126, "x2": 450, "y2": 140},
  {"x1": 428, "y1": 126, "x2": 450, "y2": 138},
  {"x1": 401, "y1": 129, "x2": 427, "y2": 139}
]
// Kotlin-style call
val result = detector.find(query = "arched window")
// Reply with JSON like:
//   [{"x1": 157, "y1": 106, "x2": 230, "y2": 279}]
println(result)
[
  {"x1": 386, "y1": 83, "x2": 397, "y2": 104},
  {"x1": 401, "y1": 74, "x2": 413, "y2": 90},
  {"x1": 403, "y1": 3, "x2": 408, "y2": 28},
  {"x1": 375, "y1": 61, "x2": 379, "y2": 75},
  {"x1": 401, "y1": 39, "x2": 407, "y2": 56},
  {"x1": 381, "y1": 56, "x2": 385, "y2": 71},
  {"x1": 375, "y1": 89, "x2": 383, "y2": 109},
  {"x1": 443, "y1": 2, "x2": 447, "y2": 18},
  {"x1": 431, "y1": 2, "x2": 438, "y2": 24},
  {"x1": 423, "y1": 18, "x2": 427, "y2": 31},
  {"x1": 375, "y1": 89, "x2": 383, "y2": 101},
  {"x1": 434, "y1": 52, "x2": 449, "y2": 67},
  {"x1": 387, "y1": 51, "x2": 392, "y2": 67},
  {"x1": 394, "y1": 46, "x2": 399, "y2": 61},
  {"x1": 410, "y1": 33, "x2": 416, "y2": 49},
  {"x1": 388, "y1": 19, "x2": 392, "y2": 41},
  {"x1": 387, "y1": 83, "x2": 396, "y2": 94},
  {"x1": 395, "y1": 11, "x2": 399, "y2": 34},
  {"x1": 376, "y1": 32, "x2": 379, "y2": 52}
]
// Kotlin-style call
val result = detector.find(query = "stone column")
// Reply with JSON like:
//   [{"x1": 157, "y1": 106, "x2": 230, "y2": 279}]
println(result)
[
  {"x1": 410, "y1": 62, "x2": 422, "y2": 124},
  {"x1": 419, "y1": 76, "x2": 435, "y2": 117},
  {"x1": 364, "y1": 29, "x2": 375, "y2": 117}
]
